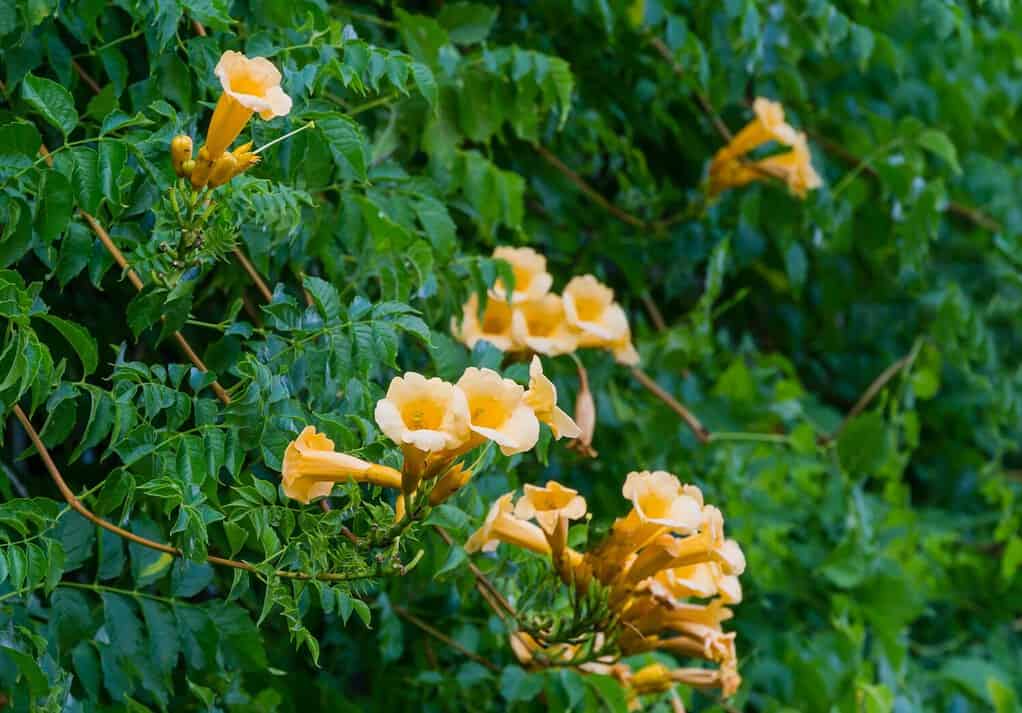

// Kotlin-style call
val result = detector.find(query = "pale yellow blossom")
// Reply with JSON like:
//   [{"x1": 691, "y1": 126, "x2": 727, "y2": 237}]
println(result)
[
  {"x1": 491, "y1": 246, "x2": 554, "y2": 304},
  {"x1": 523, "y1": 356, "x2": 581, "y2": 440},
  {"x1": 510, "y1": 294, "x2": 578, "y2": 356},
  {"x1": 281, "y1": 426, "x2": 402, "y2": 503},
  {"x1": 457, "y1": 367, "x2": 540, "y2": 456},
  {"x1": 205, "y1": 51, "x2": 292, "y2": 160},
  {"x1": 453, "y1": 293, "x2": 517, "y2": 352},
  {"x1": 464, "y1": 493, "x2": 550, "y2": 554},
  {"x1": 514, "y1": 481, "x2": 587, "y2": 534},
  {"x1": 374, "y1": 373, "x2": 470, "y2": 453}
]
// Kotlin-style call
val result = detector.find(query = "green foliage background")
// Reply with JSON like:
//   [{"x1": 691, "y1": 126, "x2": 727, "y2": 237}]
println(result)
[{"x1": 1, "y1": 0, "x2": 1021, "y2": 711}]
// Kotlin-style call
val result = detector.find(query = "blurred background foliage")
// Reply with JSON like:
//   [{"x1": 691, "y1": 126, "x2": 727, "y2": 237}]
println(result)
[{"x1": 0, "y1": 0, "x2": 1020, "y2": 711}]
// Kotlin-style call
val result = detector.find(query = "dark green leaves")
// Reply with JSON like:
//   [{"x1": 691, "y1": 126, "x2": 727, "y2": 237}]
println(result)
[
  {"x1": 35, "y1": 313, "x2": 99, "y2": 376},
  {"x1": 315, "y1": 114, "x2": 370, "y2": 182},
  {"x1": 34, "y1": 169, "x2": 73, "y2": 244},
  {"x1": 21, "y1": 73, "x2": 78, "y2": 137}
]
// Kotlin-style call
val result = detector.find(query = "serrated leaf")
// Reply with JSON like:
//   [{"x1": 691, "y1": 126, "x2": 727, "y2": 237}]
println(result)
[
  {"x1": 36, "y1": 313, "x2": 98, "y2": 376},
  {"x1": 22, "y1": 73, "x2": 78, "y2": 137}
]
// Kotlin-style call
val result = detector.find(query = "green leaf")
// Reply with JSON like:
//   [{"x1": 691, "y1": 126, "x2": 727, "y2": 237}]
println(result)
[
  {"x1": 500, "y1": 665, "x2": 545, "y2": 702},
  {"x1": 837, "y1": 410, "x2": 888, "y2": 475},
  {"x1": 34, "y1": 169, "x2": 73, "y2": 244},
  {"x1": 917, "y1": 128, "x2": 961, "y2": 175},
  {"x1": 22, "y1": 73, "x2": 78, "y2": 137},
  {"x1": 315, "y1": 114, "x2": 369, "y2": 182},
  {"x1": 303, "y1": 275, "x2": 342, "y2": 321},
  {"x1": 36, "y1": 313, "x2": 99, "y2": 376},
  {"x1": 70, "y1": 146, "x2": 101, "y2": 214},
  {"x1": 438, "y1": 3, "x2": 499, "y2": 44}
]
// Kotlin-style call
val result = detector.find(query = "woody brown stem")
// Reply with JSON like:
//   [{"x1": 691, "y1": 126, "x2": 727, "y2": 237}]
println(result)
[
  {"x1": 393, "y1": 605, "x2": 501, "y2": 672},
  {"x1": 11, "y1": 404, "x2": 366, "y2": 582},
  {"x1": 533, "y1": 144, "x2": 647, "y2": 229},
  {"x1": 630, "y1": 367, "x2": 710, "y2": 443}
]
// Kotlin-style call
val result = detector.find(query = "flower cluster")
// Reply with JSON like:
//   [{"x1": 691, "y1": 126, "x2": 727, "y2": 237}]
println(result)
[
  {"x1": 170, "y1": 51, "x2": 292, "y2": 190},
  {"x1": 466, "y1": 471, "x2": 745, "y2": 702},
  {"x1": 709, "y1": 97, "x2": 822, "y2": 198},
  {"x1": 279, "y1": 357, "x2": 579, "y2": 505},
  {"x1": 453, "y1": 247, "x2": 639, "y2": 366}
]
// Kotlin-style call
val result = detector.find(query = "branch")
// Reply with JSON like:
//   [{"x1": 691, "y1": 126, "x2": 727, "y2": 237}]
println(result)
[
  {"x1": 11, "y1": 404, "x2": 375, "y2": 583},
  {"x1": 646, "y1": 35, "x2": 732, "y2": 143},
  {"x1": 34, "y1": 146, "x2": 232, "y2": 405},
  {"x1": 433, "y1": 525, "x2": 517, "y2": 619},
  {"x1": 823, "y1": 339, "x2": 923, "y2": 444},
  {"x1": 232, "y1": 246, "x2": 274, "y2": 302},
  {"x1": 630, "y1": 366, "x2": 711, "y2": 443},
  {"x1": 533, "y1": 144, "x2": 647, "y2": 229},
  {"x1": 639, "y1": 292, "x2": 667, "y2": 332},
  {"x1": 393, "y1": 605, "x2": 501, "y2": 673}
]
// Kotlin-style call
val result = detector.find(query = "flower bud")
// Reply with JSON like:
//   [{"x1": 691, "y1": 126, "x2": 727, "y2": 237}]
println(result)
[
  {"x1": 230, "y1": 141, "x2": 261, "y2": 178},
  {"x1": 180, "y1": 159, "x2": 195, "y2": 176},
  {"x1": 568, "y1": 360, "x2": 597, "y2": 458},
  {"x1": 170, "y1": 135, "x2": 193, "y2": 176},
  {"x1": 190, "y1": 146, "x2": 214, "y2": 189},
  {"x1": 208, "y1": 152, "x2": 239, "y2": 188}
]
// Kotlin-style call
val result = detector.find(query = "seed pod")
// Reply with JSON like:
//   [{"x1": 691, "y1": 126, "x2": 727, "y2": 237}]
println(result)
[
  {"x1": 170, "y1": 135, "x2": 193, "y2": 176},
  {"x1": 208, "y1": 152, "x2": 239, "y2": 188}
]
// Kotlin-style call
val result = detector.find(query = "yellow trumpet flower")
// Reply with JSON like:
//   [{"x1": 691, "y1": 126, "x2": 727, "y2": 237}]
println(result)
[
  {"x1": 522, "y1": 356, "x2": 581, "y2": 440},
  {"x1": 204, "y1": 51, "x2": 292, "y2": 160},
  {"x1": 457, "y1": 367, "x2": 540, "y2": 456},
  {"x1": 464, "y1": 493, "x2": 551, "y2": 555},
  {"x1": 510, "y1": 294, "x2": 579, "y2": 357},
  {"x1": 562, "y1": 275, "x2": 639, "y2": 365},
  {"x1": 281, "y1": 426, "x2": 402, "y2": 504},
  {"x1": 453, "y1": 293, "x2": 517, "y2": 352},
  {"x1": 514, "y1": 480, "x2": 587, "y2": 534},
  {"x1": 490, "y1": 246, "x2": 554, "y2": 304},
  {"x1": 374, "y1": 373, "x2": 471, "y2": 454}
]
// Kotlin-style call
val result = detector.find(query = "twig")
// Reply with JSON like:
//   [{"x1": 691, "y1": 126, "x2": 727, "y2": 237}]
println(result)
[
  {"x1": 80, "y1": 209, "x2": 231, "y2": 405},
  {"x1": 393, "y1": 604, "x2": 501, "y2": 673},
  {"x1": 1, "y1": 462, "x2": 28, "y2": 498},
  {"x1": 433, "y1": 525, "x2": 517, "y2": 618},
  {"x1": 629, "y1": 366, "x2": 710, "y2": 443},
  {"x1": 71, "y1": 61, "x2": 101, "y2": 94},
  {"x1": 646, "y1": 35, "x2": 732, "y2": 142},
  {"x1": 533, "y1": 144, "x2": 647, "y2": 229},
  {"x1": 34, "y1": 147, "x2": 232, "y2": 405},
  {"x1": 809, "y1": 132, "x2": 1002, "y2": 232},
  {"x1": 824, "y1": 339, "x2": 923, "y2": 443},
  {"x1": 10, "y1": 404, "x2": 376, "y2": 583},
  {"x1": 640, "y1": 292, "x2": 667, "y2": 331},
  {"x1": 232, "y1": 247, "x2": 273, "y2": 302}
]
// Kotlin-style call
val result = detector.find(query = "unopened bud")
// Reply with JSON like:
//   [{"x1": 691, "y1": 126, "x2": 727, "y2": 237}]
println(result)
[
  {"x1": 568, "y1": 360, "x2": 598, "y2": 458},
  {"x1": 208, "y1": 152, "x2": 239, "y2": 188},
  {"x1": 170, "y1": 135, "x2": 193, "y2": 176},
  {"x1": 429, "y1": 463, "x2": 473, "y2": 506},
  {"x1": 180, "y1": 159, "x2": 195, "y2": 176},
  {"x1": 189, "y1": 146, "x2": 214, "y2": 189},
  {"x1": 230, "y1": 141, "x2": 261, "y2": 179}
]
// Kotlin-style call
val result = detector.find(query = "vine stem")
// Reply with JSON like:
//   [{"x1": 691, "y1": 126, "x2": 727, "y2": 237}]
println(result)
[
  {"x1": 823, "y1": 338, "x2": 924, "y2": 444},
  {"x1": 629, "y1": 366, "x2": 710, "y2": 444},
  {"x1": 34, "y1": 144, "x2": 232, "y2": 406},
  {"x1": 533, "y1": 144, "x2": 647, "y2": 229},
  {"x1": 393, "y1": 604, "x2": 501, "y2": 673},
  {"x1": 10, "y1": 404, "x2": 368, "y2": 583}
]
